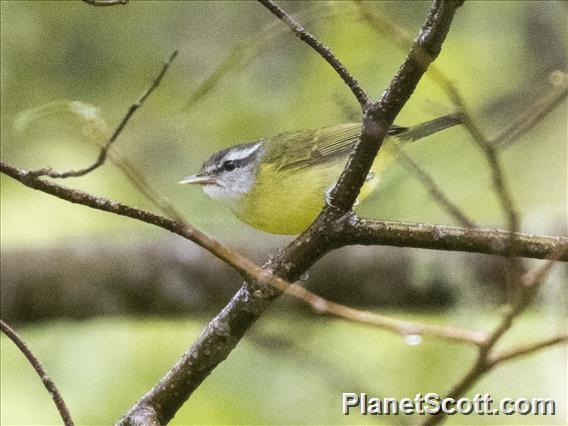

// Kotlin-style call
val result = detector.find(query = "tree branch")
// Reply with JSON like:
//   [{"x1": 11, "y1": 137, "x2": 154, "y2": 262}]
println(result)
[
  {"x1": 285, "y1": 284, "x2": 487, "y2": 346},
  {"x1": 119, "y1": 2, "x2": 464, "y2": 421},
  {"x1": 257, "y1": 0, "x2": 369, "y2": 108},
  {"x1": 488, "y1": 334, "x2": 568, "y2": 365},
  {"x1": 0, "y1": 320, "x2": 74, "y2": 426},
  {"x1": 493, "y1": 71, "x2": 568, "y2": 148},
  {"x1": 421, "y1": 256, "x2": 565, "y2": 426},
  {"x1": 397, "y1": 150, "x2": 476, "y2": 228},
  {"x1": 28, "y1": 51, "x2": 177, "y2": 179},
  {"x1": 3, "y1": 160, "x2": 564, "y2": 262},
  {"x1": 342, "y1": 216, "x2": 567, "y2": 261},
  {"x1": 82, "y1": 0, "x2": 128, "y2": 6},
  {"x1": 327, "y1": 0, "x2": 464, "y2": 212},
  {"x1": 0, "y1": 161, "x2": 260, "y2": 281}
]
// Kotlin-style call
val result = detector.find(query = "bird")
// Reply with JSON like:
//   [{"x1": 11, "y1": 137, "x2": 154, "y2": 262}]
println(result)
[{"x1": 179, "y1": 114, "x2": 462, "y2": 234}]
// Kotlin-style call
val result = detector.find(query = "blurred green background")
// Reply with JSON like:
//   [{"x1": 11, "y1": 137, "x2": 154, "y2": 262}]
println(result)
[{"x1": 1, "y1": 1, "x2": 566, "y2": 425}]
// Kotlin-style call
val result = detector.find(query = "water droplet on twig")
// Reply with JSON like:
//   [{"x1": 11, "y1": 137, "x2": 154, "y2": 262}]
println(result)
[{"x1": 403, "y1": 334, "x2": 422, "y2": 346}]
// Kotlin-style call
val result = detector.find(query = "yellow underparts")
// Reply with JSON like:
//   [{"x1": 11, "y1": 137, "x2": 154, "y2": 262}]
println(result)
[{"x1": 234, "y1": 139, "x2": 399, "y2": 234}]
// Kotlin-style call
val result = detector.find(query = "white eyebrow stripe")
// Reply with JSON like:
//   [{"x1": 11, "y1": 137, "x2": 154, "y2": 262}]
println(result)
[{"x1": 224, "y1": 142, "x2": 263, "y2": 162}]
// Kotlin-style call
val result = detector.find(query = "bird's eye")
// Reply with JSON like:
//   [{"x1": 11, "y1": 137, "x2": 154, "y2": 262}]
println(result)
[{"x1": 222, "y1": 160, "x2": 236, "y2": 172}]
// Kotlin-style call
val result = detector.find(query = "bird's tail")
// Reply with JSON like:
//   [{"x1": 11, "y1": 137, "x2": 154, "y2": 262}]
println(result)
[{"x1": 397, "y1": 112, "x2": 464, "y2": 142}]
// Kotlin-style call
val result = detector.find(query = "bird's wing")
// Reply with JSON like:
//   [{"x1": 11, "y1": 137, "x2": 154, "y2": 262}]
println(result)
[{"x1": 274, "y1": 123, "x2": 407, "y2": 170}]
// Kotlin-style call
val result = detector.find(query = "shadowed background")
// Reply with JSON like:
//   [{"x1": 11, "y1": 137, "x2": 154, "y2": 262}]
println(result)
[{"x1": 1, "y1": 1, "x2": 566, "y2": 424}]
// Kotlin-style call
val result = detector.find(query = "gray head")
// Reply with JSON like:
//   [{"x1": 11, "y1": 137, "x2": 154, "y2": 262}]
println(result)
[{"x1": 179, "y1": 140, "x2": 265, "y2": 203}]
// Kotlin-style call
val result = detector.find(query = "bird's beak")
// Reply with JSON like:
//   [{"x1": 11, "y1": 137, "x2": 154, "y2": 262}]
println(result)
[{"x1": 178, "y1": 174, "x2": 217, "y2": 185}]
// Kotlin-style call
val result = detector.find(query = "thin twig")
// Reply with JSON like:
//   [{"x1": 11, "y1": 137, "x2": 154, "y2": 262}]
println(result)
[
  {"x1": 3, "y1": 160, "x2": 565, "y2": 261},
  {"x1": 421, "y1": 253, "x2": 566, "y2": 426},
  {"x1": 1, "y1": 320, "x2": 74, "y2": 426},
  {"x1": 286, "y1": 284, "x2": 487, "y2": 346},
  {"x1": 358, "y1": 1, "x2": 567, "y2": 152},
  {"x1": 28, "y1": 50, "x2": 178, "y2": 179},
  {"x1": 444, "y1": 85, "x2": 525, "y2": 301},
  {"x1": 398, "y1": 150, "x2": 475, "y2": 228},
  {"x1": 257, "y1": 0, "x2": 369, "y2": 108},
  {"x1": 355, "y1": 0, "x2": 457, "y2": 104},
  {"x1": 456, "y1": 92, "x2": 521, "y2": 236},
  {"x1": 488, "y1": 334, "x2": 568, "y2": 365},
  {"x1": 326, "y1": 0, "x2": 464, "y2": 213},
  {"x1": 493, "y1": 71, "x2": 568, "y2": 148},
  {"x1": 82, "y1": 0, "x2": 128, "y2": 7},
  {"x1": 358, "y1": 10, "x2": 565, "y2": 423},
  {"x1": 106, "y1": 146, "x2": 186, "y2": 221},
  {"x1": 185, "y1": 2, "x2": 346, "y2": 110},
  {"x1": 6, "y1": 157, "x2": 562, "y2": 421},
  {"x1": 356, "y1": 1, "x2": 565, "y2": 238}
]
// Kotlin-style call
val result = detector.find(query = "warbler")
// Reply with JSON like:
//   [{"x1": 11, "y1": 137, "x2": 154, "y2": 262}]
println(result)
[{"x1": 180, "y1": 114, "x2": 462, "y2": 234}]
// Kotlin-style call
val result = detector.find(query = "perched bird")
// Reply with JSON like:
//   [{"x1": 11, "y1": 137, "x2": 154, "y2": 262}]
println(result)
[{"x1": 180, "y1": 114, "x2": 462, "y2": 234}]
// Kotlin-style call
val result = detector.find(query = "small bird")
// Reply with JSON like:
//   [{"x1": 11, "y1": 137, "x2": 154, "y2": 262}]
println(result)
[{"x1": 180, "y1": 114, "x2": 462, "y2": 234}]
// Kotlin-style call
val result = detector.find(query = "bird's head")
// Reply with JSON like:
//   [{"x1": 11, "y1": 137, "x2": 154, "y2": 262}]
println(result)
[{"x1": 179, "y1": 141, "x2": 265, "y2": 203}]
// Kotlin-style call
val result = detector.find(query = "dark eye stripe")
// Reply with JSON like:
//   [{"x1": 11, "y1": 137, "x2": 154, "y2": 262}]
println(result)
[{"x1": 218, "y1": 157, "x2": 249, "y2": 172}]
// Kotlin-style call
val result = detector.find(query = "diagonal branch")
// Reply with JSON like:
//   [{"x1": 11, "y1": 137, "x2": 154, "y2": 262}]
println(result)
[
  {"x1": 3, "y1": 1, "x2": 465, "y2": 423},
  {"x1": 450, "y1": 89, "x2": 521, "y2": 239},
  {"x1": 3, "y1": 160, "x2": 565, "y2": 262},
  {"x1": 493, "y1": 71, "x2": 568, "y2": 148},
  {"x1": 327, "y1": 0, "x2": 464, "y2": 213},
  {"x1": 421, "y1": 254, "x2": 566, "y2": 426},
  {"x1": 397, "y1": 150, "x2": 476, "y2": 228},
  {"x1": 286, "y1": 284, "x2": 487, "y2": 346},
  {"x1": 356, "y1": 1, "x2": 566, "y2": 234},
  {"x1": 257, "y1": 0, "x2": 369, "y2": 108},
  {"x1": 488, "y1": 334, "x2": 568, "y2": 365},
  {"x1": 28, "y1": 51, "x2": 178, "y2": 179},
  {"x1": 1, "y1": 320, "x2": 74, "y2": 426}
]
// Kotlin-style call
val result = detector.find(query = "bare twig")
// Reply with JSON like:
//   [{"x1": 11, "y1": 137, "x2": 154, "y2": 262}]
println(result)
[
  {"x1": 28, "y1": 50, "x2": 178, "y2": 179},
  {"x1": 356, "y1": 11, "x2": 565, "y2": 423},
  {"x1": 185, "y1": 2, "x2": 347, "y2": 110},
  {"x1": 421, "y1": 253, "x2": 566, "y2": 426},
  {"x1": 398, "y1": 150, "x2": 475, "y2": 228},
  {"x1": 325, "y1": 0, "x2": 464, "y2": 213},
  {"x1": 7, "y1": 155, "x2": 557, "y2": 423},
  {"x1": 442, "y1": 84, "x2": 526, "y2": 304},
  {"x1": 356, "y1": 1, "x2": 566, "y2": 239},
  {"x1": 493, "y1": 71, "x2": 568, "y2": 148},
  {"x1": 3, "y1": 161, "x2": 564, "y2": 262},
  {"x1": 341, "y1": 216, "x2": 566, "y2": 261},
  {"x1": 488, "y1": 334, "x2": 568, "y2": 365},
  {"x1": 1, "y1": 320, "x2": 74, "y2": 426},
  {"x1": 450, "y1": 90, "x2": 521, "y2": 236},
  {"x1": 286, "y1": 284, "x2": 487, "y2": 346},
  {"x1": 257, "y1": 0, "x2": 369, "y2": 108},
  {"x1": 355, "y1": 0, "x2": 457, "y2": 104},
  {"x1": 0, "y1": 161, "x2": 258, "y2": 279},
  {"x1": 105, "y1": 146, "x2": 186, "y2": 221},
  {"x1": 82, "y1": 0, "x2": 128, "y2": 6},
  {"x1": 358, "y1": 1, "x2": 567, "y2": 152}
]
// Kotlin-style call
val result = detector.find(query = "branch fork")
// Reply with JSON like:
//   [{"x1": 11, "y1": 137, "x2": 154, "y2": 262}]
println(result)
[{"x1": 3, "y1": 1, "x2": 566, "y2": 425}]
